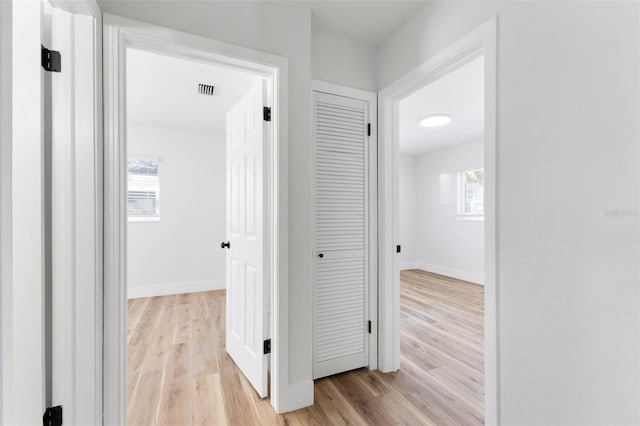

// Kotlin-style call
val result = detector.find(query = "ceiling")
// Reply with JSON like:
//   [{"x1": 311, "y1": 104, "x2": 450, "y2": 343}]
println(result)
[
  {"x1": 126, "y1": 48, "x2": 258, "y2": 133},
  {"x1": 399, "y1": 55, "x2": 484, "y2": 155},
  {"x1": 310, "y1": 1, "x2": 428, "y2": 45}
]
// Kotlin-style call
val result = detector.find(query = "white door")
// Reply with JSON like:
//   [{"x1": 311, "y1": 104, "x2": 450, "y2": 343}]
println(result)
[
  {"x1": 8, "y1": 1, "x2": 48, "y2": 423},
  {"x1": 313, "y1": 91, "x2": 370, "y2": 379},
  {"x1": 225, "y1": 78, "x2": 269, "y2": 397}
]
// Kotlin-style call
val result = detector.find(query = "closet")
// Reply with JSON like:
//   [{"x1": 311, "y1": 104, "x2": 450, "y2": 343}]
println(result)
[{"x1": 312, "y1": 89, "x2": 373, "y2": 379}]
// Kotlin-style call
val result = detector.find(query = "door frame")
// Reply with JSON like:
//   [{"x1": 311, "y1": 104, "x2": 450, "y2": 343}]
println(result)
[
  {"x1": 377, "y1": 17, "x2": 498, "y2": 424},
  {"x1": 48, "y1": 2, "x2": 103, "y2": 424},
  {"x1": 102, "y1": 13, "x2": 290, "y2": 422},
  {"x1": 310, "y1": 80, "x2": 378, "y2": 374}
]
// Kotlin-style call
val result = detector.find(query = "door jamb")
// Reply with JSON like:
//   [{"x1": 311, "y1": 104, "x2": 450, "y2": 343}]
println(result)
[
  {"x1": 310, "y1": 80, "x2": 378, "y2": 372},
  {"x1": 49, "y1": 3, "x2": 103, "y2": 424},
  {"x1": 377, "y1": 17, "x2": 498, "y2": 425},
  {"x1": 103, "y1": 13, "x2": 290, "y2": 421}
]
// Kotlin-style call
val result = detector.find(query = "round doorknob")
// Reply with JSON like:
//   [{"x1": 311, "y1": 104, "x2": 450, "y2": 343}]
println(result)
[
  {"x1": 220, "y1": 241, "x2": 231, "y2": 249},
  {"x1": 318, "y1": 253, "x2": 324, "y2": 258}
]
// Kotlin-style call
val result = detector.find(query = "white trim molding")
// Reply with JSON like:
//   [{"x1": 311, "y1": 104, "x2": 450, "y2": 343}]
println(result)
[
  {"x1": 378, "y1": 16, "x2": 498, "y2": 425},
  {"x1": 50, "y1": 6, "x2": 103, "y2": 425},
  {"x1": 127, "y1": 280, "x2": 225, "y2": 299},
  {"x1": 49, "y1": 0, "x2": 100, "y2": 17},
  {"x1": 415, "y1": 263, "x2": 484, "y2": 286},
  {"x1": 102, "y1": 13, "x2": 291, "y2": 420}
]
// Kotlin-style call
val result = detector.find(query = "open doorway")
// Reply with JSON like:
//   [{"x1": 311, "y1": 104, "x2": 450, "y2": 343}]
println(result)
[
  {"x1": 397, "y1": 55, "x2": 485, "y2": 424},
  {"x1": 377, "y1": 17, "x2": 497, "y2": 424},
  {"x1": 124, "y1": 47, "x2": 272, "y2": 424}
]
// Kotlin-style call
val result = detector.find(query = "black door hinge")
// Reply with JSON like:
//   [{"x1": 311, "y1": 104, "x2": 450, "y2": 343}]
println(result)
[
  {"x1": 41, "y1": 45, "x2": 61, "y2": 73},
  {"x1": 263, "y1": 338, "x2": 271, "y2": 354},
  {"x1": 263, "y1": 106, "x2": 272, "y2": 122},
  {"x1": 367, "y1": 123, "x2": 371, "y2": 136},
  {"x1": 396, "y1": 245, "x2": 401, "y2": 253},
  {"x1": 368, "y1": 320, "x2": 372, "y2": 334},
  {"x1": 43, "y1": 405, "x2": 63, "y2": 426}
]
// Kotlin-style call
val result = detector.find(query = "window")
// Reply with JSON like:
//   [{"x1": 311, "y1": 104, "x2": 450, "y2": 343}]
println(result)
[
  {"x1": 458, "y1": 168, "x2": 484, "y2": 220},
  {"x1": 128, "y1": 157, "x2": 160, "y2": 221}
]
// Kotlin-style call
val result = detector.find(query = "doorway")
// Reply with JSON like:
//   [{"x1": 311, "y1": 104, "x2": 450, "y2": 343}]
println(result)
[
  {"x1": 102, "y1": 14, "x2": 289, "y2": 423},
  {"x1": 397, "y1": 54, "x2": 485, "y2": 424},
  {"x1": 377, "y1": 18, "x2": 498, "y2": 424},
  {"x1": 124, "y1": 47, "x2": 270, "y2": 423}
]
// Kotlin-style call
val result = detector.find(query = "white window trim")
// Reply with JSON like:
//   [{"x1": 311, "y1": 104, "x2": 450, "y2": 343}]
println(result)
[{"x1": 457, "y1": 168, "x2": 485, "y2": 221}]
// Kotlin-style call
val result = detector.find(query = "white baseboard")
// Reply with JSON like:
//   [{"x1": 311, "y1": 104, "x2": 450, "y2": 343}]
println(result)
[
  {"x1": 127, "y1": 279, "x2": 225, "y2": 299},
  {"x1": 400, "y1": 261, "x2": 419, "y2": 270},
  {"x1": 415, "y1": 262, "x2": 484, "y2": 285},
  {"x1": 283, "y1": 380, "x2": 314, "y2": 413}
]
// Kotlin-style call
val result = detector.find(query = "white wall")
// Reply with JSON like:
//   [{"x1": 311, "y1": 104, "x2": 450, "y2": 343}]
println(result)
[
  {"x1": 0, "y1": 0, "x2": 11, "y2": 421},
  {"x1": 401, "y1": 141, "x2": 484, "y2": 284},
  {"x1": 127, "y1": 124, "x2": 225, "y2": 298},
  {"x1": 398, "y1": 154, "x2": 417, "y2": 269},
  {"x1": 381, "y1": 2, "x2": 640, "y2": 423},
  {"x1": 311, "y1": 29, "x2": 377, "y2": 92}
]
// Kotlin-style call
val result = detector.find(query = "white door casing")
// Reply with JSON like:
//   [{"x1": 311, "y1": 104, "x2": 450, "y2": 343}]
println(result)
[
  {"x1": 50, "y1": 4, "x2": 102, "y2": 424},
  {"x1": 225, "y1": 78, "x2": 269, "y2": 398},
  {"x1": 103, "y1": 16, "x2": 291, "y2": 418},
  {"x1": 377, "y1": 17, "x2": 497, "y2": 424},
  {"x1": 312, "y1": 90, "x2": 370, "y2": 379}
]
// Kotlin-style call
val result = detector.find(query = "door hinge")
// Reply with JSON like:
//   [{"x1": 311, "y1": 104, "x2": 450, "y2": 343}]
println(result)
[
  {"x1": 43, "y1": 406, "x2": 63, "y2": 426},
  {"x1": 368, "y1": 320, "x2": 372, "y2": 334},
  {"x1": 367, "y1": 123, "x2": 371, "y2": 136},
  {"x1": 263, "y1": 338, "x2": 271, "y2": 354},
  {"x1": 41, "y1": 45, "x2": 61, "y2": 73},
  {"x1": 263, "y1": 106, "x2": 272, "y2": 122},
  {"x1": 396, "y1": 245, "x2": 402, "y2": 253}
]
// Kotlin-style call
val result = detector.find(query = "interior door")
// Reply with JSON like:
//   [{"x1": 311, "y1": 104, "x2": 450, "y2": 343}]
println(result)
[
  {"x1": 8, "y1": 1, "x2": 49, "y2": 423},
  {"x1": 313, "y1": 90, "x2": 370, "y2": 379},
  {"x1": 224, "y1": 78, "x2": 269, "y2": 397}
]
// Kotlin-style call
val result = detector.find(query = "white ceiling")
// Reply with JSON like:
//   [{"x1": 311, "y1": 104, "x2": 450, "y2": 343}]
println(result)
[
  {"x1": 310, "y1": 1, "x2": 428, "y2": 45},
  {"x1": 399, "y1": 55, "x2": 484, "y2": 156},
  {"x1": 126, "y1": 48, "x2": 258, "y2": 133}
]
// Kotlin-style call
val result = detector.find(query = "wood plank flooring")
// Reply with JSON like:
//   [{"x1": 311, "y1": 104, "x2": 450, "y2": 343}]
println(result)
[{"x1": 127, "y1": 269, "x2": 484, "y2": 425}]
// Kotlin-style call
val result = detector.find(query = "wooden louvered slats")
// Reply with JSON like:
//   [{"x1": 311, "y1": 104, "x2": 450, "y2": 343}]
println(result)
[{"x1": 313, "y1": 91, "x2": 369, "y2": 378}]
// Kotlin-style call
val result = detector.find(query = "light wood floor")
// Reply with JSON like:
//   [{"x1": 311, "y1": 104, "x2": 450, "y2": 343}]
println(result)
[{"x1": 127, "y1": 269, "x2": 484, "y2": 425}]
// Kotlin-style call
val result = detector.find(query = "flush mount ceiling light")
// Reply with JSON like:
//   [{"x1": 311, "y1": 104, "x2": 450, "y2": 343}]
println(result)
[{"x1": 419, "y1": 115, "x2": 451, "y2": 128}]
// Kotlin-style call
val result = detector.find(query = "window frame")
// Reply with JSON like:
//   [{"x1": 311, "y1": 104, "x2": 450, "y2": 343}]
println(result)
[
  {"x1": 457, "y1": 167, "x2": 485, "y2": 221},
  {"x1": 127, "y1": 156, "x2": 161, "y2": 222}
]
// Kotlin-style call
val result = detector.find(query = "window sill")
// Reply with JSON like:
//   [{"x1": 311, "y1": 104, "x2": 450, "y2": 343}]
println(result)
[
  {"x1": 457, "y1": 215, "x2": 484, "y2": 222},
  {"x1": 128, "y1": 217, "x2": 160, "y2": 223}
]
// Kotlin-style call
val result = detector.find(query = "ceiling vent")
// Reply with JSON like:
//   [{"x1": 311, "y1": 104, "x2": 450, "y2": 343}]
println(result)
[{"x1": 198, "y1": 83, "x2": 215, "y2": 96}]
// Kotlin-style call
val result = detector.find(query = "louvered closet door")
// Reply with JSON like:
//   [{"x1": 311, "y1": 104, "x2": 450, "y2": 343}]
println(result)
[{"x1": 313, "y1": 91, "x2": 369, "y2": 379}]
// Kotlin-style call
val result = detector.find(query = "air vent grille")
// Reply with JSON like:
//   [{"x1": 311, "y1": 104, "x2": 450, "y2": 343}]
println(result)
[{"x1": 198, "y1": 83, "x2": 215, "y2": 96}]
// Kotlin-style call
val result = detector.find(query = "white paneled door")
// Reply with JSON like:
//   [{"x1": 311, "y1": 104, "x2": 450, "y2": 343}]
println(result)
[
  {"x1": 313, "y1": 91, "x2": 370, "y2": 379},
  {"x1": 225, "y1": 79, "x2": 269, "y2": 397}
]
